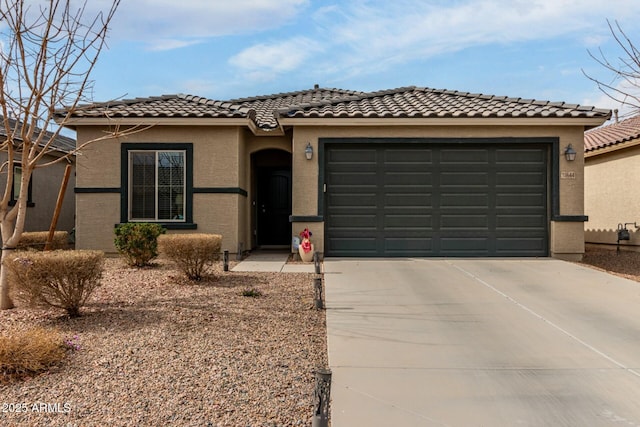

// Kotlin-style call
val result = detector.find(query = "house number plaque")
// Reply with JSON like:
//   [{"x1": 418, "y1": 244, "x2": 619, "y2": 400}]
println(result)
[{"x1": 560, "y1": 171, "x2": 576, "y2": 179}]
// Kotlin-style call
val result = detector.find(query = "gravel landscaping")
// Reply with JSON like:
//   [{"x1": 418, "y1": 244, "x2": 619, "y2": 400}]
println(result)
[
  {"x1": 2, "y1": 247, "x2": 637, "y2": 426},
  {"x1": 0, "y1": 257, "x2": 327, "y2": 426},
  {"x1": 580, "y1": 248, "x2": 640, "y2": 282}
]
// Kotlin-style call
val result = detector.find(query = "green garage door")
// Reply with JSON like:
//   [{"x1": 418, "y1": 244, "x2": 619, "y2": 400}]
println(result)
[{"x1": 324, "y1": 143, "x2": 548, "y2": 257}]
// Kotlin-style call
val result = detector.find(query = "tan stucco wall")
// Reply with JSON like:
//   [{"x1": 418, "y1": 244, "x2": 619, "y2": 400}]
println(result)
[
  {"x1": 75, "y1": 125, "x2": 245, "y2": 252},
  {"x1": 76, "y1": 193, "x2": 119, "y2": 250},
  {"x1": 75, "y1": 122, "x2": 589, "y2": 258},
  {"x1": 585, "y1": 145, "x2": 640, "y2": 251},
  {"x1": 291, "y1": 125, "x2": 587, "y2": 258},
  {"x1": 0, "y1": 152, "x2": 75, "y2": 234}
]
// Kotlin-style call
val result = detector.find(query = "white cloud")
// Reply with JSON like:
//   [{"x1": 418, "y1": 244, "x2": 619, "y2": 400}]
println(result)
[
  {"x1": 229, "y1": 38, "x2": 323, "y2": 77},
  {"x1": 308, "y1": 0, "x2": 640, "y2": 79},
  {"x1": 92, "y1": 0, "x2": 310, "y2": 50},
  {"x1": 147, "y1": 39, "x2": 204, "y2": 52}
]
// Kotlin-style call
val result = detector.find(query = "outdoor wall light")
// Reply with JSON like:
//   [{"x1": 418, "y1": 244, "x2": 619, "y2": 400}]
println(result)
[
  {"x1": 305, "y1": 143, "x2": 313, "y2": 160},
  {"x1": 564, "y1": 144, "x2": 577, "y2": 161}
]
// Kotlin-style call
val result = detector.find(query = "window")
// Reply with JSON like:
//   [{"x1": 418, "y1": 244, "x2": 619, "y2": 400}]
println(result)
[
  {"x1": 10, "y1": 165, "x2": 34, "y2": 207},
  {"x1": 129, "y1": 150, "x2": 185, "y2": 221},
  {"x1": 121, "y1": 143, "x2": 194, "y2": 228}
]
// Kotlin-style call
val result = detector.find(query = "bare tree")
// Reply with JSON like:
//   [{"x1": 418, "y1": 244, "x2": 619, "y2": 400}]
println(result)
[
  {"x1": 0, "y1": 0, "x2": 127, "y2": 309},
  {"x1": 584, "y1": 19, "x2": 640, "y2": 117}
]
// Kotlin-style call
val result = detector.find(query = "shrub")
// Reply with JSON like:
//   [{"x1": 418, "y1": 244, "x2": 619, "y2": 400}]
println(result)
[
  {"x1": 158, "y1": 233, "x2": 222, "y2": 280},
  {"x1": 241, "y1": 288, "x2": 262, "y2": 297},
  {"x1": 114, "y1": 223, "x2": 166, "y2": 267},
  {"x1": 0, "y1": 327, "x2": 66, "y2": 379},
  {"x1": 5, "y1": 250, "x2": 105, "y2": 317},
  {"x1": 18, "y1": 231, "x2": 69, "y2": 250}
]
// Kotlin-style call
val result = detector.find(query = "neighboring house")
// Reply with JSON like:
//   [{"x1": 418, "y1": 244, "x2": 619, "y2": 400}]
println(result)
[
  {"x1": 57, "y1": 85, "x2": 609, "y2": 260},
  {"x1": 584, "y1": 115, "x2": 640, "y2": 250},
  {"x1": 0, "y1": 117, "x2": 75, "y2": 234}
]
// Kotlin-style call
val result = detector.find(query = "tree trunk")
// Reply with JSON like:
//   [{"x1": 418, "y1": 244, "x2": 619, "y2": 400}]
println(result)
[{"x1": 0, "y1": 248, "x2": 15, "y2": 309}]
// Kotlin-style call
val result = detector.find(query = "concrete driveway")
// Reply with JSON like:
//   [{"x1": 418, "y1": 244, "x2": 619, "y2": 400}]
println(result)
[{"x1": 324, "y1": 258, "x2": 640, "y2": 426}]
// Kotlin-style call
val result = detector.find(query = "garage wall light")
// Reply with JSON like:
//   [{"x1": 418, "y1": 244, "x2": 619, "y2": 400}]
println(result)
[
  {"x1": 564, "y1": 144, "x2": 577, "y2": 161},
  {"x1": 305, "y1": 143, "x2": 313, "y2": 160}
]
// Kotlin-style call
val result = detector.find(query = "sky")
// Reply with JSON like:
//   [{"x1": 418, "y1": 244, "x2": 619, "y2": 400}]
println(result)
[{"x1": 42, "y1": 1, "x2": 640, "y2": 120}]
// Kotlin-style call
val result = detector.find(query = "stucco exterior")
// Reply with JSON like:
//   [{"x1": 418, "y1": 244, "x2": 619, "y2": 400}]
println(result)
[
  {"x1": 585, "y1": 144, "x2": 640, "y2": 251},
  {"x1": 73, "y1": 122, "x2": 593, "y2": 258},
  {"x1": 62, "y1": 86, "x2": 609, "y2": 258},
  {"x1": 289, "y1": 124, "x2": 588, "y2": 259},
  {"x1": 0, "y1": 152, "x2": 75, "y2": 235}
]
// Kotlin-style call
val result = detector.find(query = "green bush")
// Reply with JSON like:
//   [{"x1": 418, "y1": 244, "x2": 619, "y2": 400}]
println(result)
[
  {"x1": 158, "y1": 233, "x2": 222, "y2": 280},
  {"x1": 18, "y1": 231, "x2": 69, "y2": 250},
  {"x1": 0, "y1": 327, "x2": 66, "y2": 380},
  {"x1": 114, "y1": 223, "x2": 166, "y2": 267},
  {"x1": 5, "y1": 250, "x2": 104, "y2": 317}
]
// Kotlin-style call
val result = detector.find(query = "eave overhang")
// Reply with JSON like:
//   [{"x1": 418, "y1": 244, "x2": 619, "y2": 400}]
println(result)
[
  {"x1": 277, "y1": 117, "x2": 610, "y2": 128},
  {"x1": 585, "y1": 138, "x2": 640, "y2": 158}
]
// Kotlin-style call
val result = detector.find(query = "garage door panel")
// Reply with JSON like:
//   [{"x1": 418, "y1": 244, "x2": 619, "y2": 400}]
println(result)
[
  {"x1": 496, "y1": 149, "x2": 546, "y2": 163},
  {"x1": 441, "y1": 193, "x2": 489, "y2": 207},
  {"x1": 384, "y1": 193, "x2": 432, "y2": 207},
  {"x1": 384, "y1": 214, "x2": 433, "y2": 229},
  {"x1": 384, "y1": 238, "x2": 433, "y2": 254},
  {"x1": 440, "y1": 172, "x2": 489, "y2": 186},
  {"x1": 330, "y1": 214, "x2": 377, "y2": 229},
  {"x1": 440, "y1": 238, "x2": 489, "y2": 255},
  {"x1": 496, "y1": 172, "x2": 545, "y2": 186},
  {"x1": 328, "y1": 238, "x2": 378, "y2": 255},
  {"x1": 384, "y1": 172, "x2": 432, "y2": 185},
  {"x1": 328, "y1": 172, "x2": 377, "y2": 186},
  {"x1": 325, "y1": 143, "x2": 548, "y2": 257},
  {"x1": 497, "y1": 193, "x2": 545, "y2": 207},
  {"x1": 496, "y1": 214, "x2": 546, "y2": 229},
  {"x1": 384, "y1": 149, "x2": 433, "y2": 164},
  {"x1": 495, "y1": 237, "x2": 547, "y2": 254},
  {"x1": 440, "y1": 214, "x2": 488, "y2": 230},
  {"x1": 441, "y1": 149, "x2": 489, "y2": 163},
  {"x1": 329, "y1": 193, "x2": 377, "y2": 207},
  {"x1": 328, "y1": 149, "x2": 377, "y2": 163}
]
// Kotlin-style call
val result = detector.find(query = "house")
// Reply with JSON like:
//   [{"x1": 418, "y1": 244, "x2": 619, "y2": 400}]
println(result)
[
  {"x1": 584, "y1": 115, "x2": 640, "y2": 251},
  {"x1": 57, "y1": 85, "x2": 610, "y2": 260},
  {"x1": 0, "y1": 117, "x2": 76, "y2": 234}
]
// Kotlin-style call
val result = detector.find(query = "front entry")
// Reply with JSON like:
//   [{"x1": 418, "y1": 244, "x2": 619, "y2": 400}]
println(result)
[
  {"x1": 257, "y1": 168, "x2": 292, "y2": 246},
  {"x1": 252, "y1": 148, "x2": 292, "y2": 247}
]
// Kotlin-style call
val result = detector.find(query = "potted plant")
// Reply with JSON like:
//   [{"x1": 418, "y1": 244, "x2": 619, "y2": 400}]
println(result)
[{"x1": 298, "y1": 227, "x2": 314, "y2": 262}]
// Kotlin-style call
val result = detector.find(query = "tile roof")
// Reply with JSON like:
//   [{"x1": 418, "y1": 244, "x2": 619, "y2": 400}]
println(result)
[
  {"x1": 228, "y1": 86, "x2": 364, "y2": 129},
  {"x1": 60, "y1": 86, "x2": 611, "y2": 130},
  {"x1": 66, "y1": 94, "x2": 251, "y2": 120},
  {"x1": 0, "y1": 116, "x2": 75, "y2": 153},
  {"x1": 584, "y1": 115, "x2": 640, "y2": 153},
  {"x1": 278, "y1": 86, "x2": 611, "y2": 121}
]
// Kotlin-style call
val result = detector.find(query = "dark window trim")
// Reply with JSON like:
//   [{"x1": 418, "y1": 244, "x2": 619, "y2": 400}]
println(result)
[
  {"x1": 75, "y1": 187, "x2": 121, "y2": 193},
  {"x1": 115, "y1": 222, "x2": 197, "y2": 230},
  {"x1": 318, "y1": 137, "x2": 561, "y2": 219},
  {"x1": 120, "y1": 143, "x2": 194, "y2": 226},
  {"x1": 193, "y1": 187, "x2": 248, "y2": 197},
  {"x1": 10, "y1": 165, "x2": 34, "y2": 207},
  {"x1": 289, "y1": 215, "x2": 323, "y2": 222},
  {"x1": 552, "y1": 215, "x2": 589, "y2": 222}
]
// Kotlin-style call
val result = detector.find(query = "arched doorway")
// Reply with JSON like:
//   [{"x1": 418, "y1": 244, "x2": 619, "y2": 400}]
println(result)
[{"x1": 251, "y1": 149, "x2": 292, "y2": 247}]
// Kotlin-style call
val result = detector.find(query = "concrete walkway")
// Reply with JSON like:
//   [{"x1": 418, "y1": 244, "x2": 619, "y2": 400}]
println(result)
[
  {"x1": 231, "y1": 250, "x2": 317, "y2": 273},
  {"x1": 325, "y1": 258, "x2": 640, "y2": 426}
]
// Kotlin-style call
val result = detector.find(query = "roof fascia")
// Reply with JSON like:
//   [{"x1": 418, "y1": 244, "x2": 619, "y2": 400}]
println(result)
[
  {"x1": 277, "y1": 117, "x2": 610, "y2": 127},
  {"x1": 585, "y1": 138, "x2": 640, "y2": 158},
  {"x1": 59, "y1": 117, "x2": 250, "y2": 127},
  {"x1": 62, "y1": 116, "x2": 287, "y2": 136}
]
